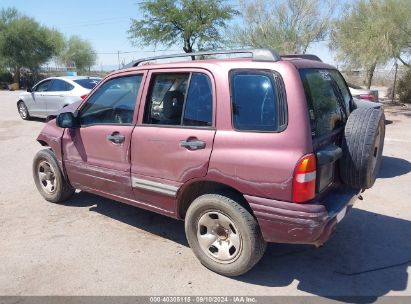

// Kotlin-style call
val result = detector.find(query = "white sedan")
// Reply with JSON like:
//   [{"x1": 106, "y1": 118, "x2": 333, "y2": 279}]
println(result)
[
  {"x1": 348, "y1": 82, "x2": 379, "y2": 102},
  {"x1": 17, "y1": 76, "x2": 101, "y2": 120}
]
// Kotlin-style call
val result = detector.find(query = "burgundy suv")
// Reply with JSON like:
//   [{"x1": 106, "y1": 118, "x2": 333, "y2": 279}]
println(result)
[{"x1": 33, "y1": 49, "x2": 385, "y2": 276}]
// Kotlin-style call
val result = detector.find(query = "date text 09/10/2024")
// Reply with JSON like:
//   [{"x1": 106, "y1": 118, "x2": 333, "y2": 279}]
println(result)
[{"x1": 149, "y1": 296, "x2": 257, "y2": 303}]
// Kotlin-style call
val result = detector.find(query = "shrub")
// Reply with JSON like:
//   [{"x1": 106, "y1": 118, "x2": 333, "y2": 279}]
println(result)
[
  {"x1": 397, "y1": 69, "x2": 411, "y2": 103},
  {"x1": 0, "y1": 71, "x2": 13, "y2": 83}
]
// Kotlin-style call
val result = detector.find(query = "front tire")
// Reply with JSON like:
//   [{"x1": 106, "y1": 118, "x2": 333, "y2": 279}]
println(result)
[
  {"x1": 17, "y1": 101, "x2": 30, "y2": 120},
  {"x1": 33, "y1": 149, "x2": 75, "y2": 203},
  {"x1": 185, "y1": 192, "x2": 266, "y2": 276}
]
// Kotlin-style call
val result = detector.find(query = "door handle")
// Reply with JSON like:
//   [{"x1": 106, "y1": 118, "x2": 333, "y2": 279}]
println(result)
[
  {"x1": 107, "y1": 132, "x2": 125, "y2": 144},
  {"x1": 180, "y1": 139, "x2": 206, "y2": 150}
]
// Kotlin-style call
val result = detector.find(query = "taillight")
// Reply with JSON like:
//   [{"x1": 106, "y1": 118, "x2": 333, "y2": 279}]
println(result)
[
  {"x1": 80, "y1": 94, "x2": 88, "y2": 100},
  {"x1": 292, "y1": 154, "x2": 316, "y2": 203},
  {"x1": 359, "y1": 94, "x2": 375, "y2": 101}
]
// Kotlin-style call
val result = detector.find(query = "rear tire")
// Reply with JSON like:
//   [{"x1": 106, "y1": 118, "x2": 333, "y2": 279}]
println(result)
[
  {"x1": 17, "y1": 101, "x2": 30, "y2": 120},
  {"x1": 185, "y1": 192, "x2": 266, "y2": 276},
  {"x1": 33, "y1": 149, "x2": 75, "y2": 203},
  {"x1": 340, "y1": 108, "x2": 385, "y2": 189}
]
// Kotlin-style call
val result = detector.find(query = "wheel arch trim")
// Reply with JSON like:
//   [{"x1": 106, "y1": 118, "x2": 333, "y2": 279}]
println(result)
[{"x1": 176, "y1": 178, "x2": 252, "y2": 219}]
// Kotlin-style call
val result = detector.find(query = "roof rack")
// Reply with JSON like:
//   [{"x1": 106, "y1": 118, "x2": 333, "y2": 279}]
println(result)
[
  {"x1": 124, "y1": 48, "x2": 281, "y2": 68},
  {"x1": 281, "y1": 54, "x2": 322, "y2": 62}
]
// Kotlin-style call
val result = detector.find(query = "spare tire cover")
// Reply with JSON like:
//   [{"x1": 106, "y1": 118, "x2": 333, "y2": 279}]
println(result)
[{"x1": 340, "y1": 107, "x2": 385, "y2": 189}]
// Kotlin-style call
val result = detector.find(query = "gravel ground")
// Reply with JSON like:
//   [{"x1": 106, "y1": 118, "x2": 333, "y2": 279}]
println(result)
[{"x1": 0, "y1": 91, "x2": 410, "y2": 300}]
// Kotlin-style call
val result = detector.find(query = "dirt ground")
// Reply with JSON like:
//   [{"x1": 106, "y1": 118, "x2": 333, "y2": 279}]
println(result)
[{"x1": 1, "y1": 90, "x2": 410, "y2": 300}]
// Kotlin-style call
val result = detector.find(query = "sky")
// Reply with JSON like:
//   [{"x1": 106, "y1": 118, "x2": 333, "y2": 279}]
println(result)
[{"x1": 0, "y1": 0, "x2": 337, "y2": 70}]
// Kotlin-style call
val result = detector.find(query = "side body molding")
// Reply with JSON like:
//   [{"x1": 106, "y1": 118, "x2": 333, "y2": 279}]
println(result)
[{"x1": 131, "y1": 177, "x2": 179, "y2": 197}]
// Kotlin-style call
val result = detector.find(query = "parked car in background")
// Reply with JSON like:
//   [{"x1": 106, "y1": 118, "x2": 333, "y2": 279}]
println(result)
[
  {"x1": 353, "y1": 97, "x2": 382, "y2": 109},
  {"x1": 348, "y1": 82, "x2": 379, "y2": 102},
  {"x1": 17, "y1": 76, "x2": 101, "y2": 120}
]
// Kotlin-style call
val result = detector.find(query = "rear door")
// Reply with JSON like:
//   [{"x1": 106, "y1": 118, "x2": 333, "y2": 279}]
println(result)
[
  {"x1": 130, "y1": 69, "x2": 216, "y2": 212},
  {"x1": 300, "y1": 69, "x2": 351, "y2": 193},
  {"x1": 62, "y1": 72, "x2": 146, "y2": 199}
]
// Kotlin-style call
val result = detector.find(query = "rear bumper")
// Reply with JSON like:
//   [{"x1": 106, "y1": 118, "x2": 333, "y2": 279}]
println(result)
[{"x1": 245, "y1": 187, "x2": 359, "y2": 246}]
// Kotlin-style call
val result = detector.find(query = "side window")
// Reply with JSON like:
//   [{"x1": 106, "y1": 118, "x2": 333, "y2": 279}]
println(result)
[
  {"x1": 144, "y1": 73, "x2": 189, "y2": 125},
  {"x1": 67, "y1": 83, "x2": 74, "y2": 90},
  {"x1": 231, "y1": 71, "x2": 278, "y2": 131},
  {"x1": 49, "y1": 79, "x2": 71, "y2": 92},
  {"x1": 35, "y1": 80, "x2": 52, "y2": 92},
  {"x1": 80, "y1": 75, "x2": 142, "y2": 126},
  {"x1": 183, "y1": 73, "x2": 212, "y2": 127},
  {"x1": 144, "y1": 72, "x2": 213, "y2": 127}
]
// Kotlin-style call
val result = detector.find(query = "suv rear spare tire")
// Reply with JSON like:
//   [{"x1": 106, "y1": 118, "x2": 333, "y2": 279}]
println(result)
[{"x1": 340, "y1": 108, "x2": 385, "y2": 189}]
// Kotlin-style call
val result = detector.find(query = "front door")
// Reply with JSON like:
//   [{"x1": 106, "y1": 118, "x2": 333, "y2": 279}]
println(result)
[
  {"x1": 45, "y1": 79, "x2": 70, "y2": 115},
  {"x1": 131, "y1": 70, "x2": 216, "y2": 212},
  {"x1": 62, "y1": 72, "x2": 146, "y2": 199},
  {"x1": 30, "y1": 79, "x2": 52, "y2": 117}
]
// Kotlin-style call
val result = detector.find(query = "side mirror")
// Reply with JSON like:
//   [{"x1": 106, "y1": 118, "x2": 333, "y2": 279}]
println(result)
[
  {"x1": 56, "y1": 112, "x2": 78, "y2": 128},
  {"x1": 27, "y1": 87, "x2": 32, "y2": 93}
]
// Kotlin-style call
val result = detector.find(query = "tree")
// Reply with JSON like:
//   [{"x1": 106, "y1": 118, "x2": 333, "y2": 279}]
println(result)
[
  {"x1": 59, "y1": 35, "x2": 97, "y2": 71},
  {"x1": 331, "y1": 0, "x2": 411, "y2": 88},
  {"x1": 396, "y1": 68, "x2": 411, "y2": 103},
  {"x1": 0, "y1": 8, "x2": 18, "y2": 72},
  {"x1": 0, "y1": 7, "x2": 19, "y2": 30},
  {"x1": 331, "y1": 1, "x2": 386, "y2": 88},
  {"x1": 374, "y1": 0, "x2": 411, "y2": 68},
  {"x1": 231, "y1": 0, "x2": 333, "y2": 54},
  {"x1": 128, "y1": 0, "x2": 237, "y2": 57},
  {"x1": 0, "y1": 8, "x2": 64, "y2": 83}
]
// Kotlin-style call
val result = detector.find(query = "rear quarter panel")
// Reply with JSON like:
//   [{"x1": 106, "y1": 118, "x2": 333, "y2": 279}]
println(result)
[{"x1": 207, "y1": 61, "x2": 313, "y2": 202}]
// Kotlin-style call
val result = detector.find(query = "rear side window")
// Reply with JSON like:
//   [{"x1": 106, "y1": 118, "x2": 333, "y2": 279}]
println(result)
[
  {"x1": 183, "y1": 73, "x2": 212, "y2": 127},
  {"x1": 231, "y1": 70, "x2": 279, "y2": 131},
  {"x1": 300, "y1": 69, "x2": 349, "y2": 138},
  {"x1": 144, "y1": 73, "x2": 190, "y2": 125},
  {"x1": 144, "y1": 72, "x2": 213, "y2": 127},
  {"x1": 74, "y1": 78, "x2": 101, "y2": 89}
]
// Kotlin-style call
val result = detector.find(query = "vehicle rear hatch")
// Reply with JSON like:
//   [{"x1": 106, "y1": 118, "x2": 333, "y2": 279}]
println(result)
[{"x1": 299, "y1": 69, "x2": 352, "y2": 195}]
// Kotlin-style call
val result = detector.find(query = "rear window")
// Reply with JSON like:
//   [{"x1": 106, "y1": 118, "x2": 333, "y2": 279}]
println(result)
[
  {"x1": 300, "y1": 69, "x2": 350, "y2": 138},
  {"x1": 230, "y1": 70, "x2": 279, "y2": 132},
  {"x1": 74, "y1": 78, "x2": 101, "y2": 89}
]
